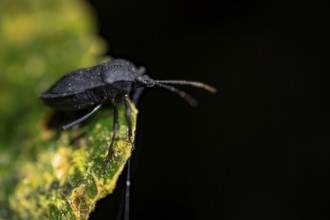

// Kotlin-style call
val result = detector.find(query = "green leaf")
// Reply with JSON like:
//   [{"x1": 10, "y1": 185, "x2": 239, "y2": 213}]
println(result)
[
  {"x1": 0, "y1": 0, "x2": 137, "y2": 219},
  {"x1": 10, "y1": 103, "x2": 137, "y2": 220}
]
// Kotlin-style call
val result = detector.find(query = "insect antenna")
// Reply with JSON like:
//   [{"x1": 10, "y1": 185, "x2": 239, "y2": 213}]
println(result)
[
  {"x1": 155, "y1": 83, "x2": 198, "y2": 107},
  {"x1": 154, "y1": 80, "x2": 217, "y2": 93}
]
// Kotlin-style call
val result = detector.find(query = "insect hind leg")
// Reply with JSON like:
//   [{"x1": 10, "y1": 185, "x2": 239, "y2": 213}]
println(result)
[{"x1": 62, "y1": 104, "x2": 102, "y2": 130}]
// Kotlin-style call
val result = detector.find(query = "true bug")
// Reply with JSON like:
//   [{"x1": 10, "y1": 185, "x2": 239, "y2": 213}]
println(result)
[{"x1": 40, "y1": 59, "x2": 216, "y2": 172}]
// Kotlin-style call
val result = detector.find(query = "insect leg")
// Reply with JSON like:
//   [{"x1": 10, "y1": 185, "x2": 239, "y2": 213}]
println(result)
[
  {"x1": 124, "y1": 158, "x2": 131, "y2": 220},
  {"x1": 122, "y1": 96, "x2": 136, "y2": 220},
  {"x1": 132, "y1": 87, "x2": 145, "y2": 105},
  {"x1": 62, "y1": 104, "x2": 102, "y2": 130},
  {"x1": 104, "y1": 99, "x2": 119, "y2": 173},
  {"x1": 123, "y1": 96, "x2": 133, "y2": 143}
]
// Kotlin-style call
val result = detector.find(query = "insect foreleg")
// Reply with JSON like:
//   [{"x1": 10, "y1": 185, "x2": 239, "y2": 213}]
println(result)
[
  {"x1": 123, "y1": 96, "x2": 133, "y2": 144},
  {"x1": 104, "y1": 99, "x2": 119, "y2": 173},
  {"x1": 62, "y1": 104, "x2": 102, "y2": 130},
  {"x1": 131, "y1": 87, "x2": 145, "y2": 105}
]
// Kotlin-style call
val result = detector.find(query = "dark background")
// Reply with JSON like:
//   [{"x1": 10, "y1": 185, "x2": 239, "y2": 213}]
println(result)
[{"x1": 88, "y1": 0, "x2": 329, "y2": 219}]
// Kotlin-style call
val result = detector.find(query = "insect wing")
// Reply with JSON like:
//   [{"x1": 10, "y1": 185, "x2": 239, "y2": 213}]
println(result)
[{"x1": 41, "y1": 66, "x2": 106, "y2": 98}]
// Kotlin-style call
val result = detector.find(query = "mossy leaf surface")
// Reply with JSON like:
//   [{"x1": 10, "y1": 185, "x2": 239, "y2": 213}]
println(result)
[{"x1": 10, "y1": 103, "x2": 137, "y2": 220}]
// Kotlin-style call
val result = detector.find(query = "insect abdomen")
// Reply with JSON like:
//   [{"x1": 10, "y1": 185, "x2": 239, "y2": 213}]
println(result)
[{"x1": 41, "y1": 90, "x2": 104, "y2": 111}]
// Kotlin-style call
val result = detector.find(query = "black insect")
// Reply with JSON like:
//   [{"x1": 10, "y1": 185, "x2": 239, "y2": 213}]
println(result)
[{"x1": 40, "y1": 59, "x2": 216, "y2": 172}]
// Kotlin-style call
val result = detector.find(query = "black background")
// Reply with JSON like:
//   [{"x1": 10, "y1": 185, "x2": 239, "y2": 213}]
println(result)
[{"x1": 88, "y1": 0, "x2": 329, "y2": 219}]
